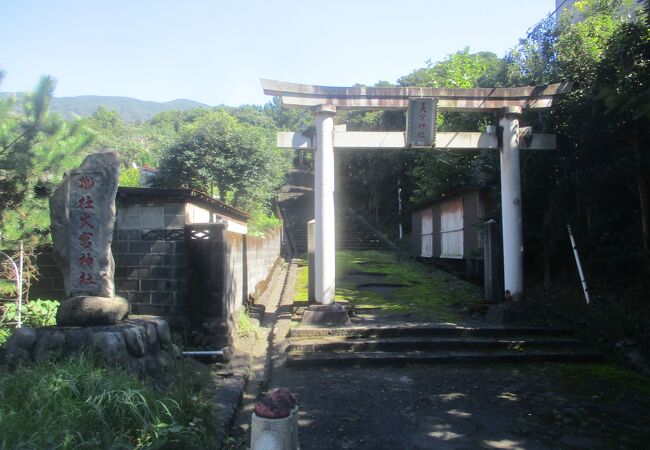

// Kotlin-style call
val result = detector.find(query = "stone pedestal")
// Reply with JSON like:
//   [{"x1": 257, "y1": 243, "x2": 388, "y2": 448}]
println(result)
[
  {"x1": 3, "y1": 318, "x2": 178, "y2": 378},
  {"x1": 301, "y1": 304, "x2": 350, "y2": 327}
]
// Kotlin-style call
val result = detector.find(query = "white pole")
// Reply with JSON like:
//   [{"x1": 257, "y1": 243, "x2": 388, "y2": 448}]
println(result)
[
  {"x1": 314, "y1": 105, "x2": 337, "y2": 305},
  {"x1": 17, "y1": 240, "x2": 23, "y2": 328},
  {"x1": 499, "y1": 107, "x2": 524, "y2": 302},
  {"x1": 397, "y1": 180, "x2": 403, "y2": 240},
  {"x1": 567, "y1": 224, "x2": 591, "y2": 304}
]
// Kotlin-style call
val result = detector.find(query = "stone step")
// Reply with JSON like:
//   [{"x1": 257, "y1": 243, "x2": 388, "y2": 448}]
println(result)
[
  {"x1": 286, "y1": 336, "x2": 588, "y2": 353},
  {"x1": 289, "y1": 325, "x2": 576, "y2": 339},
  {"x1": 286, "y1": 348, "x2": 604, "y2": 368}
]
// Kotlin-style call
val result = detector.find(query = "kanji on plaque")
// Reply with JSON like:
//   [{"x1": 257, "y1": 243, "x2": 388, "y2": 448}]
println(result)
[
  {"x1": 78, "y1": 176, "x2": 96, "y2": 190},
  {"x1": 407, "y1": 97, "x2": 438, "y2": 148},
  {"x1": 79, "y1": 253, "x2": 94, "y2": 267},
  {"x1": 69, "y1": 172, "x2": 102, "y2": 294},
  {"x1": 79, "y1": 232, "x2": 93, "y2": 249},
  {"x1": 80, "y1": 212, "x2": 95, "y2": 229},
  {"x1": 77, "y1": 195, "x2": 95, "y2": 209},
  {"x1": 78, "y1": 272, "x2": 97, "y2": 285}
]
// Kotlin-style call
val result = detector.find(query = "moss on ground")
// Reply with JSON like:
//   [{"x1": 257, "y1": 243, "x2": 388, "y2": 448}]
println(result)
[
  {"x1": 553, "y1": 363, "x2": 650, "y2": 403},
  {"x1": 294, "y1": 250, "x2": 484, "y2": 322}
]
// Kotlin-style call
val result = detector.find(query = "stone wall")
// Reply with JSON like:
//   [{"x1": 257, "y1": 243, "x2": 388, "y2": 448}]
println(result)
[{"x1": 4, "y1": 318, "x2": 178, "y2": 379}]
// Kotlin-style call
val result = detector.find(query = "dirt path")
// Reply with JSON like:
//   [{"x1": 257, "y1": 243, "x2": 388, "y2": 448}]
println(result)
[{"x1": 270, "y1": 362, "x2": 650, "y2": 450}]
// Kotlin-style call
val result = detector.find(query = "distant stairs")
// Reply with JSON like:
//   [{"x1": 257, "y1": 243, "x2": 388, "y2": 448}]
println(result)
[
  {"x1": 280, "y1": 201, "x2": 385, "y2": 254},
  {"x1": 284, "y1": 324, "x2": 603, "y2": 367},
  {"x1": 336, "y1": 210, "x2": 384, "y2": 251}
]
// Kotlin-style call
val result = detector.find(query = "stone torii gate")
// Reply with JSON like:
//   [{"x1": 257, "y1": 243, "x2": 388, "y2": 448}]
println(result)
[{"x1": 261, "y1": 79, "x2": 572, "y2": 324}]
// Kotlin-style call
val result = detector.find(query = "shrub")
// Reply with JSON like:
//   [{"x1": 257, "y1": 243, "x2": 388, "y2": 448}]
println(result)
[
  {"x1": 0, "y1": 352, "x2": 219, "y2": 449},
  {"x1": 247, "y1": 211, "x2": 282, "y2": 237},
  {"x1": 0, "y1": 299, "x2": 59, "y2": 347}
]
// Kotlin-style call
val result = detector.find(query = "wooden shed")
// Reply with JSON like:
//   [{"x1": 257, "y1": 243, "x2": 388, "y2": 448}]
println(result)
[{"x1": 411, "y1": 188, "x2": 492, "y2": 265}]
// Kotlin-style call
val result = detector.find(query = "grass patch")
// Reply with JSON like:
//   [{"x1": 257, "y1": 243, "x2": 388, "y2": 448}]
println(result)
[
  {"x1": 294, "y1": 250, "x2": 483, "y2": 321},
  {"x1": 553, "y1": 363, "x2": 650, "y2": 403},
  {"x1": 293, "y1": 258, "x2": 309, "y2": 303},
  {"x1": 0, "y1": 352, "x2": 219, "y2": 449},
  {"x1": 235, "y1": 306, "x2": 260, "y2": 339}
]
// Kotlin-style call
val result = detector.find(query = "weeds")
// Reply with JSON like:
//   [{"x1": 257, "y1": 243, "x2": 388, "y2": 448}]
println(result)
[
  {"x1": 0, "y1": 298, "x2": 59, "y2": 346},
  {"x1": 0, "y1": 352, "x2": 219, "y2": 449},
  {"x1": 235, "y1": 306, "x2": 260, "y2": 338}
]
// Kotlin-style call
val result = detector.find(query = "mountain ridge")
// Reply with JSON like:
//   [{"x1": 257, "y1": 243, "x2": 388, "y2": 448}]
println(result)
[{"x1": 0, "y1": 92, "x2": 211, "y2": 122}]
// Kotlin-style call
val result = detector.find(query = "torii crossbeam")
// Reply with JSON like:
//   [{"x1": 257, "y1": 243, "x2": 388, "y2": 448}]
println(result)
[{"x1": 262, "y1": 79, "x2": 572, "y2": 324}]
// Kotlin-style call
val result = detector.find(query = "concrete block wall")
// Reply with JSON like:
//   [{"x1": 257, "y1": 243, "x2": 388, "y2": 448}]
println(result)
[
  {"x1": 113, "y1": 228, "x2": 187, "y2": 316},
  {"x1": 30, "y1": 251, "x2": 66, "y2": 301},
  {"x1": 113, "y1": 200, "x2": 188, "y2": 316}
]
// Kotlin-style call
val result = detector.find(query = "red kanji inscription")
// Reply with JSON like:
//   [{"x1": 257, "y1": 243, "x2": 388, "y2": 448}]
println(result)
[
  {"x1": 78, "y1": 272, "x2": 97, "y2": 285},
  {"x1": 78, "y1": 176, "x2": 95, "y2": 190},
  {"x1": 79, "y1": 232, "x2": 93, "y2": 249},
  {"x1": 77, "y1": 195, "x2": 95, "y2": 209},
  {"x1": 79, "y1": 253, "x2": 94, "y2": 267},
  {"x1": 80, "y1": 212, "x2": 95, "y2": 229}
]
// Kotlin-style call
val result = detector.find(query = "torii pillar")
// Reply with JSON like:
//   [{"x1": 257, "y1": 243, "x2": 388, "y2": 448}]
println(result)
[
  {"x1": 302, "y1": 104, "x2": 350, "y2": 325},
  {"x1": 500, "y1": 107, "x2": 524, "y2": 301}
]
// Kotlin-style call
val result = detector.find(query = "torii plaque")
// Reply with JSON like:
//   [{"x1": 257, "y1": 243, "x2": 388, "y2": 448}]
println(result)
[{"x1": 261, "y1": 79, "x2": 572, "y2": 323}]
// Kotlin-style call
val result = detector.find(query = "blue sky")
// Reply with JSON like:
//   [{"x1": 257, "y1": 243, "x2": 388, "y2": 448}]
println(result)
[{"x1": 0, "y1": 1, "x2": 554, "y2": 106}]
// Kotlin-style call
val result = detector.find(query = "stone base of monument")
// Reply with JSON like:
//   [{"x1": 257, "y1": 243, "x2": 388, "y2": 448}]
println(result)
[
  {"x1": 3, "y1": 318, "x2": 179, "y2": 379},
  {"x1": 486, "y1": 301, "x2": 542, "y2": 324},
  {"x1": 56, "y1": 295, "x2": 129, "y2": 326},
  {"x1": 301, "y1": 304, "x2": 350, "y2": 327}
]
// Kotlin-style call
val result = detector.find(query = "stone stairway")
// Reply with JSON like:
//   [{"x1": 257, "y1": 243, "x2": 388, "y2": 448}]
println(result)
[
  {"x1": 284, "y1": 324, "x2": 603, "y2": 367},
  {"x1": 336, "y1": 210, "x2": 385, "y2": 251},
  {"x1": 278, "y1": 169, "x2": 385, "y2": 254}
]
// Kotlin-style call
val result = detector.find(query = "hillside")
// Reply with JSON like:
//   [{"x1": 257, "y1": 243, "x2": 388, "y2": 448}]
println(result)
[{"x1": 0, "y1": 93, "x2": 210, "y2": 122}]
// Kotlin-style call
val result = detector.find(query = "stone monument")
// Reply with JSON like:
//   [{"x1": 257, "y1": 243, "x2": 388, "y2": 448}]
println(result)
[
  {"x1": 50, "y1": 149, "x2": 129, "y2": 326},
  {"x1": 4, "y1": 150, "x2": 179, "y2": 374}
]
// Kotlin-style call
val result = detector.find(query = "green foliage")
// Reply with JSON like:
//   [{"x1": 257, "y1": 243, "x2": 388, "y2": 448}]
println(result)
[
  {"x1": 0, "y1": 353, "x2": 219, "y2": 449},
  {"x1": 247, "y1": 211, "x2": 282, "y2": 237},
  {"x1": 398, "y1": 47, "x2": 505, "y2": 88},
  {"x1": 235, "y1": 306, "x2": 260, "y2": 338},
  {"x1": 0, "y1": 299, "x2": 59, "y2": 346},
  {"x1": 153, "y1": 109, "x2": 291, "y2": 214},
  {"x1": 119, "y1": 166, "x2": 141, "y2": 187},
  {"x1": 0, "y1": 76, "x2": 95, "y2": 243}
]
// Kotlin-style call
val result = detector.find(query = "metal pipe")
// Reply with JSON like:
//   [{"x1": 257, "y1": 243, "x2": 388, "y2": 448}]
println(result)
[
  {"x1": 567, "y1": 224, "x2": 591, "y2": 304},
  {"x1": 182, "y1": 350, "x2": 226, "y2": 356}
]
